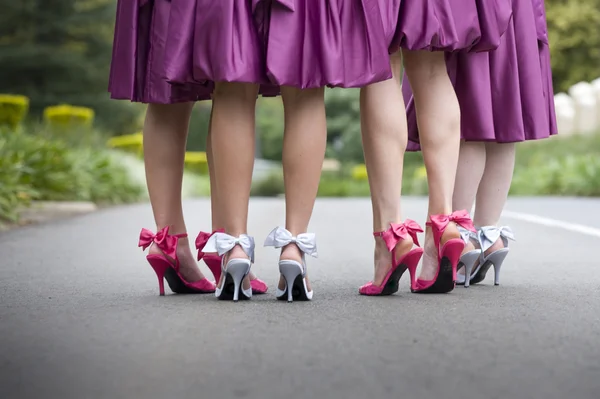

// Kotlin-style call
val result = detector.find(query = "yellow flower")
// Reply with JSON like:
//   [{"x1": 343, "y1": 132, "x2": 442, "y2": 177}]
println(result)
[{"x1": 351, "y1": 164, "x2": 368, "y2": 181}]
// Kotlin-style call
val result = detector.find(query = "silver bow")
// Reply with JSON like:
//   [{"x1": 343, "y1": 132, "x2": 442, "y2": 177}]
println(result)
[
  {"x1": 264, "y1": 227, "x2": 318, "y2": 258},
  {"x1": 458, "y1": 226, "x2": 477, "y2": 244},
  {"x1": 478, "y1": 226, "x2": 515, "y2": 252},
  {"x1": 203, "y1": 232, "x2": 255, "y2": 263}
]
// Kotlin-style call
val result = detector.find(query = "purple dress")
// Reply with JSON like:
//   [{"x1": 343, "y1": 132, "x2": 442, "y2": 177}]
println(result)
[
  {"x1": 109, "y1": 0, "x2": 513, "y2": 100},
  {"x1": 108, "y1": 0, "x2": 210, "y2": 104},
  {"x1": 403, "y1": 0, "x2": 558, "y2": 149}
]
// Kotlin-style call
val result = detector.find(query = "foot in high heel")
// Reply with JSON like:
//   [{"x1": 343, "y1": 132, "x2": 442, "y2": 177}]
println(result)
[
  {"x1": 412, "y1": 210, "x2": 476, "y2": 294},
  {"x1": 203, "y1": 232, "x2": 255, "y2": 301},
  {"x1": 138, "y1": 227, "x2": 216, "y2": 295},
  {"x1": 470, "y1": 226, "x2": 515, "y2": 286},
  {"x1": 456, "y1": 227, "x2": 483, "y2": 288},
  {"x1": 359, "y1": 220, "x2": 424, "y2": 296},
  {"x1": 264, "y1": 227, "x2": 318, "y2": 302},
  {"x1": 196, "y1": 229, "x2": 269, "y2": 294}
]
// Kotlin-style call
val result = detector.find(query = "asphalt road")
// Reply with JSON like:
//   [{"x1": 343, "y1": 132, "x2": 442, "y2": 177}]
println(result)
[{"x1": 1, "y1": 197, "x2": 599, "y2": 399}]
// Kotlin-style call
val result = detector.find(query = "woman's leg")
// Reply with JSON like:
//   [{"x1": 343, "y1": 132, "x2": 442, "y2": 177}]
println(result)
[
  {"x1": 453, "y1": 141, "x2": 487, "y2": 269},
  {"x1": 206, "y1": 103, "x2": 262, "y2": 281},
  {"x1": 359, "y1": 52, "x2": 413, "y2": 285},
  {"x1": 144, "y1": 102, "x2": 208, "y2": 281},
  {"x1": 402, "y1": 50, "x2": 462, "y2": 280},
  {"x1": 210, "y1": 82, "x2": 259, "y2": 288},
  {"x1": 278, "y1": 86, "x2": 328, "y2": 291},
  {"x1": 473, "y1": 142, "x2": 516, "y2": 251}
]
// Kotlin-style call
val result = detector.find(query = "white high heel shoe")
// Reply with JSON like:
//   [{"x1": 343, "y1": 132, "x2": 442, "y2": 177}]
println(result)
[
  {"x1": 204, "y1": 232, "x2": 254, "y2": 301},
  {"x1": 264, "y1": 227, "x2": 318, "y2": 302},
  {"x1": 470, "y1": 226, "x2": 515, "y2": 286}
]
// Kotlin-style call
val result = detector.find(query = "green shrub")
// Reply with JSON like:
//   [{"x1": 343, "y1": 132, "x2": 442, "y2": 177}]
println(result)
[
  {"x1": 251, "y1": 171, "x2": 285, "y2": 197},
  {"x1": 0, "y1": 129, "x2": 36, "y2": 223},
  {"x1": 0, "y1": 94, "x2": 29, "y2": 129},
  {"x1": 184, "y1": 151, "x2": 209, "y2": 175},
  {"x1": 546, "y1": 0, "x2": 600, "y2": 92},
  {"x1": 44, "y1": 104, "x2": 95, "y2": 130},
  {"x1": 0, "y1": 126, "x2": 143, "y2": 224}
]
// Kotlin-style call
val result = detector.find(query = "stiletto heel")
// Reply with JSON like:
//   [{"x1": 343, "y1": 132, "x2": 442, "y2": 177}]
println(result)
[
  {"x1": 196, "y1": 229, "x2": 269, "y2": 294},
  {"x1": 412, "y1": 210, "x2": 476, "y2": 294},
  {"x1": 279, "y1": 261, "x2": 304, "y2": 303},
  {"x1": 265, "y1": 227, "x2": 318, "y2": 302},
  {"x1": 469, "y1": 226, "x2": 514, "y2": 286},
  {"x1": 138, "y1": 227, "x2": 216, "y2": 295},
  {"x1": 359, "y1": 220, "x2": 424, "y2": 296},
  {"x1": 203, "y1": 232, "x2": 255, "y2": 301},
  {"x1": 147, "y1": 256, "x2": 169, "y2": 296},
  {"x1": 460, "y1": 251, "x2": 480, "y2": 288},
  {"x1": 456, "y1": 227, "x2": 483, "y2": 288}
]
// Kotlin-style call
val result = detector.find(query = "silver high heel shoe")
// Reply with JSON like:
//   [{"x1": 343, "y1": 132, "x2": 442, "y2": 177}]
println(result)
[
  {"x1": 456, "y1": 227, "x2": 483, "y2": 288},
  {"x1": 203, "y1": 232, "x2": 254, "y2": 301},
  {"x1": 470, "y1": 226, "x2": 515, "y2": 286},
  {"x1": 264, "y1": 227, "x2": 318, "y2": 302}
]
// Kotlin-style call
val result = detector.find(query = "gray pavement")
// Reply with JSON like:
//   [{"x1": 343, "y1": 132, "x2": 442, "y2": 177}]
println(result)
[{"x1": 1, "y1": 197, "x2": 599, "y2": 399}]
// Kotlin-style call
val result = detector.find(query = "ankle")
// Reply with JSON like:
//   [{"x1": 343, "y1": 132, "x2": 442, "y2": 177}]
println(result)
[{"x1": 280, "y1": 244, "x2": 303, "y2": 263}]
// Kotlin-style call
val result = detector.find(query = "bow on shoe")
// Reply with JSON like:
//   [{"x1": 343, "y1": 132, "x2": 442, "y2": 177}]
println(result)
[
  {"x1": 264, "y1": 227, "x2": 318, "y2": 258},
  {"x1": 380, "y1": 220, "x2": 423, "y2": 252},
  {"x1": 138, "y1": 226, "x2": 177, "y2": 259},
  {"x1": 251, "y1": 0, "x2": 295, "y2": 12},
  {"x1": 429, "y1": 210, "x2": 476, "y2": 233},
  {"x1": 195, "y1": 229, "x2": 225, "y2": 260},
  {"x1": 458, "y1": 226, "x2": 478, "y2": 244},
  {"x1": 203, "y1": 232, "x2": 255, "y2": 263},
  {"x1": 478, "y1": 226, "x2": 515, "y2": 252}
]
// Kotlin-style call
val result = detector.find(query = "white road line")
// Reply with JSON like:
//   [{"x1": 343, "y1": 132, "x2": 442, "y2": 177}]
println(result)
[{"x1": 502, "y1": 210, "x2": 600, "y2": 238}]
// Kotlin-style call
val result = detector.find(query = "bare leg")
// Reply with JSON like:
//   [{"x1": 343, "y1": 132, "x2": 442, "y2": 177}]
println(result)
[
  {"x1": 278, "y1": 86, "x2": 328, "y2": 292},
  {"x1": 206, "y1": 103, "x2": 261, "y2": 281},
  {"x1": 403, "y1": 50, "x2": 462, "y2": 280},
  {"x1": 144, "y1": 102, "x2": 207, "y2": 282},
  {"x1": 360, "y1": 52, "x2": 413, "y2": 285},
  {"x1": 473, "y1": 142, "x2": 516, "y2": 253},
  {"x1": 452, "y1": 140, "x2": 486, "y2": 274},
  {"x1": 210, "y1": 82, "x2": 258, "y2": 289}
]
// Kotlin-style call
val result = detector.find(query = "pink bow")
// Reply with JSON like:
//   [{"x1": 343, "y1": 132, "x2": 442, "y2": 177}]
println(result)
[
  {"x1": 428, "y1": 210, "x2": 476, "y2": 233},
  {"x1": 138, "y1": 226, "x2": 177, "y2": 259},
  {"x1": 195, "y1": 229, "x2": 225, "y2": 260},
  {"x1": 380, "y1": 220, "x2": 424, "y2": 252}
]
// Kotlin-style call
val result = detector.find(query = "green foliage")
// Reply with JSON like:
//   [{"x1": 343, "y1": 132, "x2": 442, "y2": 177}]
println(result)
[
  {"x1": 0, "y1": 94, "x2": 30, "y2": 128},
  {"x1": 0, "y1": 0, "x2": 141, "y2": 133},
  {"x1": 546, "y1": 0, "x2": 600, "y2": 92},
  {"x1": 0, "y1": 126, "x2": 143, "y2": 224},
  {"x1": 186, "y1": 103, "x2": 212, "y2": 152},
  {"x1": 256, "y1": 98, "x2": 285, "y2": 161},
  {"x1": 250, "y1": 171, "x2": 285, "y2": 197}
]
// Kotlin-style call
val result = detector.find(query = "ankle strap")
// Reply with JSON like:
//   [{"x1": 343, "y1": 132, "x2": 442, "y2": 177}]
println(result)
[
  {"x1": 427, "y1": 210, "x2": 475, "y2": 248},
  {"x1": 373, "y1": 220, "x2": 423, "y2": 252},
  {"x1": 195, "y1": 228, "x2": 225, "y2": 260},
  {"x1": 264, "y1": 227, "x2": 318, "y2": 258},
  {"x1": 138, "y1": 226, "x2": 185, "y2": 261},
  {"x1": 203, "y1": 232, "x2": 255, "y2": 263}
]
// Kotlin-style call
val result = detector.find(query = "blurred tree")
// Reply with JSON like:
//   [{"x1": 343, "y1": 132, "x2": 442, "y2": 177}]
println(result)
[
  {"x1": 546, "y1": 0, "x2": 600, "y2": 92},
  {"x1": 0, "y1": 0, "x2": 141, "y2": 133}
]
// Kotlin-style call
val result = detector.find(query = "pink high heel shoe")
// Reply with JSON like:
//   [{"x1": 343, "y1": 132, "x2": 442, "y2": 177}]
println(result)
[
  {"x1": 196, "y1": 229, "x2": 268, "y2": 295},
  {"x1": 412, "y1": 210, "x2": 476, "y2": 294},
  {"x1": 359, "y1": 220, "x2": 424, "y2": 296},
  {"x1": 138, "y1": 227, "x2": 216, "y2": 296}
]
